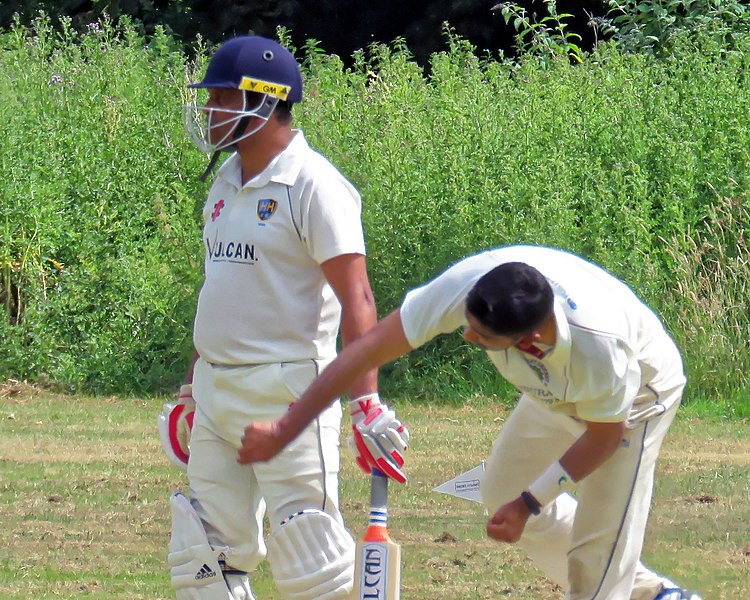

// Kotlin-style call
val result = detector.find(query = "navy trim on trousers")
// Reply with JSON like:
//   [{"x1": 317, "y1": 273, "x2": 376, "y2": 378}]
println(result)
[{"x1": 590, "y1": 421, "x2": 650, "y2": 599}]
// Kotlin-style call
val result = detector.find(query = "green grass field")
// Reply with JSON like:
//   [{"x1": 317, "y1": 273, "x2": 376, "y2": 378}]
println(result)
[{"x1": 0, "y1": 381, "x2": 748, "y2": 598}]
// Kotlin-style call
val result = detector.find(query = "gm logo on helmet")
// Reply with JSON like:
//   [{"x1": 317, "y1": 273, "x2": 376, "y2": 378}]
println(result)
[{"x1": 240, "y1": 76, "x2": 291, "y2": 100}]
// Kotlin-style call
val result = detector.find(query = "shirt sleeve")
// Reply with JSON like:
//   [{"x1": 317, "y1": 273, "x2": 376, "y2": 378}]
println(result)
[
  {"x1": 400, "y1": 256, "x2": 498, "y2": 348},
  {"x1": 304, "y1": 175, "x2": 366, "y2": 264},
  {"x1": 569, "y1": 334, "x2": 641, "y2": 422}
]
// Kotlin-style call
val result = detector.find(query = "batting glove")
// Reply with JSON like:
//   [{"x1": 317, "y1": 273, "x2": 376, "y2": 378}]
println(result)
[
  {"x1": 348, "y1": 393, "x2": 384, "y2": 474},
  {"x1": 348, "y1": 394, "x2": 409, "y2": 483},
  {"x1": 157, "y1": 384, "x2": 196, "y2": 471}
]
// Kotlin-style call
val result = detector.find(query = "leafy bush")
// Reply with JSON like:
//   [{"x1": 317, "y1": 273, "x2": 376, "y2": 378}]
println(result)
[
  {"x1": 493, "y1": 0, "x2": 584, "y2": 64},
  {"x1": 601, "y1": 0, "x2": 750, "y2": 56},
  {"x1": 1, "y1": 14, "x2": 749, "y2": 412},
  {"x1": 664, "y1": 185, "x2": 750, "y2": 417},
  {"x1": 0, "y1": 14, "x2": 206, "y2": 392},
  {"x1": 298, "y1": 30, "x2": 750, "y2": 406}
]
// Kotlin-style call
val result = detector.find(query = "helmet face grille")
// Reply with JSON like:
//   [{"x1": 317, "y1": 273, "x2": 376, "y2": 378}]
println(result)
[
  {"x1": 189, "y1": 36, "x2": 303, "y2": 104},
  {"x1": 183, "y1": 92, "x2": 280, "y2": 153}
]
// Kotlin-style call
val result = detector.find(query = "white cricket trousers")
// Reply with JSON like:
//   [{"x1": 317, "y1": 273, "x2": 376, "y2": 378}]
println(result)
[
  {"x1": 187, "y1": 358, "x2": 344, "y2": 572},
  {"x1": 482, "y1": 391, "x2": 683, "y2": 600}
]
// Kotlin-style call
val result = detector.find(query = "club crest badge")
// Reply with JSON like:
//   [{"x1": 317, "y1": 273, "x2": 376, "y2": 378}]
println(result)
[
  {"x1": 257, "y1": 199, "x2": 278, "y2": 222},
  {"x1": 523, "y1": 356, "x2": 550, "y2": 385}
]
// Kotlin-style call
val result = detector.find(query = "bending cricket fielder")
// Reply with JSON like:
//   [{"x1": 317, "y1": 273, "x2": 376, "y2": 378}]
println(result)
[{"x1": 239, "y1": 245, "x2": 701, "y2": 600}]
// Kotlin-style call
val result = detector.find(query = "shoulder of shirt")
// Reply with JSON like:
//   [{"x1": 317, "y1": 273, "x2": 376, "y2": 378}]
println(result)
[
  {"x1": 295, "y1": 143, "x2": 350, "y2": 183},
  {"x1": 267, "y1": 131, "x2": 345, "y2": 188},
  {"x1": 288, "y1": 154, "x2": 360, "y2": 208},
  {"x1": 566, "y1": 316, "x2": 633, "y2": 364},
  {"x1": 560, "y1": 283, "x2": 638, "y2": 342}
]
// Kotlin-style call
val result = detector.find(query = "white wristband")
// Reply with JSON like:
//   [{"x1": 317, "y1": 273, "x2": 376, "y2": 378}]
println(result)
[
  {"x1": 348, "y1": 393, "x2": 381, "y2": 424},
  {"x1": 527, "y1": 461, "x2": 576, "y2": 508}
]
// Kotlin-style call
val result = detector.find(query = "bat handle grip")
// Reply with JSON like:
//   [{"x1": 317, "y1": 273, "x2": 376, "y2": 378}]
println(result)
[{"x1": 369, "y1": 469, "x2": 389, "y2": 525}]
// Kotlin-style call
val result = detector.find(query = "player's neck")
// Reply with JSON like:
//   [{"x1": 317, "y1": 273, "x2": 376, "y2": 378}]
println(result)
[
  {"x1": 238, "y1": 124, "x2": 295, "y2": 184},
  {"x1": 537, "y1": 314, "x2": 557, "y2": 346}
]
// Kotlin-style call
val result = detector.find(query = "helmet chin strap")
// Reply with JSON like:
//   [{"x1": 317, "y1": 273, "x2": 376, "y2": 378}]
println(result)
[{"x1": 199, "y1": 151, "x2": 222, "y2": 182}]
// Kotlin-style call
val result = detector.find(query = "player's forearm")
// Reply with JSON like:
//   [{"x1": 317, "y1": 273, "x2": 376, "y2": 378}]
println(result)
[
  {"x1": 277, "y1": 310, "x2": 411, "y2": 443},
  {"x1": 339, "y1": 292, "x2": 379, "y2": 397},
  {"x1": 277, "y1": 336, "x2": 380, "y2": 443},
  {"x1": 321, "y1": 253, "x2": 380, "y2": 397},
  {"x1": 522, "y1": 420, "x2": 626, "y2": 511}
]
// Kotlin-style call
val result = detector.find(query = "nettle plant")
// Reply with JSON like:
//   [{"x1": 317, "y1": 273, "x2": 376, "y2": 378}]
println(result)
[
  {"x1": 492, "y1": 0, "x2": 584, "y2": 64},
  {"x1": 602, "y1": 0, "x2": 750, "y2": 55}
]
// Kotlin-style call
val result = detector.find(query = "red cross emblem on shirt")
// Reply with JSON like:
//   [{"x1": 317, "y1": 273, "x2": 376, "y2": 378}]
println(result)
[{"x1": 211, "y1": 199, "x2": 225, "y2": 222}]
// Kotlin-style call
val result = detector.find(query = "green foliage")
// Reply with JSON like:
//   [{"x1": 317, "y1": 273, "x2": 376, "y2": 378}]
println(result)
[
  {"x1": 1, "y1": 15, "x2": 749, "y2": 409},
  {"x1": 663, "y1": 185, "x2": 750, "y2": 417},
  {"x1": 492, "y1": 0, "x2": 584, "y2": 64},
  {"x1": 297, "y1": 28, "x2": 750, "y2": 404},
  {"x1": 1, "y1": 0, "x2": 602, "y2": 70},
  {"x1": 0, "y1": 13, "x2": 207, "y2": 392},
  {"x1": 602, "y1": 0, "x2": 750, "y2": 55},
  {"x1": 0, "y1": 0, "x2": 195, "y2": 41}
]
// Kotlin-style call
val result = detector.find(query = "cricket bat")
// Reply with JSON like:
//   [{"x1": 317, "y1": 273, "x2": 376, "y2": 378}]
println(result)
[{"x1": 352, "y1": 469, "x2": 401, "y2": 599}]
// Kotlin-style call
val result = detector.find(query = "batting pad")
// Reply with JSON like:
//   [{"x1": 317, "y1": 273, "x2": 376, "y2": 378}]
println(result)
[
  {"x1": 168, "y1": 492, "x2": 233, "y2": 600},
  {"x1": 267, "y1": 509, "x2": 355, "y2": 600}
]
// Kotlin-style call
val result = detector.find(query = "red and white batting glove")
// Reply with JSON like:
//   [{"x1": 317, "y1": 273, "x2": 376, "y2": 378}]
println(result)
[
  {"x1": 156, "y1": 384, "x2": 196, "y2": 471},
  {"x1": 348, "y1": 393, "x2": 409, "y2": 483},
  {"x1": 348, "y1": 393, "x2": 383, "y2": 473}
]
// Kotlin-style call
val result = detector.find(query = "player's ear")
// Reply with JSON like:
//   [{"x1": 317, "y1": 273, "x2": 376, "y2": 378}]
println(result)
[{"x1": 515, "y1": 331, "x2": 541, "y2": 347}]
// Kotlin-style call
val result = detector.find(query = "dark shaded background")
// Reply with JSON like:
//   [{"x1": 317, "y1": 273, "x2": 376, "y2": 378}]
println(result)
[{"x1": 1, "y1": 0, "x2": 610, "y2": 63}]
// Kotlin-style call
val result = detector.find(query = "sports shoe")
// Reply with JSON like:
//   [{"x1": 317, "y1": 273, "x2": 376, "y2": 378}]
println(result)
[{"x1": 654, "y1": 588, "x2": 702, "y2": 600}]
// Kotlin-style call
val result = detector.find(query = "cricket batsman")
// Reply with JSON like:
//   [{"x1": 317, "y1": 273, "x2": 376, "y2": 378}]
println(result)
[{"x1": 158, "y1": 35, "x2": 408, "y2": 599}]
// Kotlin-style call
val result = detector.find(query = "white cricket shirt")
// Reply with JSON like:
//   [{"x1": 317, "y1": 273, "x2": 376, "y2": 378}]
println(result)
[
  {"x1": 400, "y1": 245, "x2": 686, "y2": 422},
  {"x1": 193, "y1": 131, "x2": 366, "y2": 365}
]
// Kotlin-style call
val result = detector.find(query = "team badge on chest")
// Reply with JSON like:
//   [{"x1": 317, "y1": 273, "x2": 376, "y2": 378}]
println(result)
[
  {"x1": 522, "y1": 356, "x2": 550, "y2": 385},
  {"x1": 257, "y1": 199, "x2": 278, "y2": 222}
]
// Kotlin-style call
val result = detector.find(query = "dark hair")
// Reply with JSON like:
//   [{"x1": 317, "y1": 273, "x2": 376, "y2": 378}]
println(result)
[
  {"x1": 274, "y1": 100, "x2": 293, "y2": 124},
  {"x1": 465, "y1": 262, "x2": 553, "y2": 336}
]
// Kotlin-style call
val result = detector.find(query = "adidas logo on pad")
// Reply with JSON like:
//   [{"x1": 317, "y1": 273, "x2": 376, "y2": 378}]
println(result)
[{"x1": 195, "y1": 564, "x2": 217, "y2": 580}]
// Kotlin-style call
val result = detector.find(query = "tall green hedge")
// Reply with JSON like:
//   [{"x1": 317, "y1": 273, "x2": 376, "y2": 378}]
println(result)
[
  {"x1": 0, "y1": 15, "x2": 206, "y2": 391},
  {"x1": 1, "y1": 17, "x2": 748, "y2": 414}
]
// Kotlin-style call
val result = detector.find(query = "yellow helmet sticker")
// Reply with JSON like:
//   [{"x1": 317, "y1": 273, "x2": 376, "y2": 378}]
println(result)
[{"x1": 239, "y1": 76, "x2": 291, "y2": 100}]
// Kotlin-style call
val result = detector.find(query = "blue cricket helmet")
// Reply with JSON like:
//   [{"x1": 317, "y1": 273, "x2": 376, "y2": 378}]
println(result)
[{"x1": 189, "y1": 36, "x2": 303, "y2": 104}]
